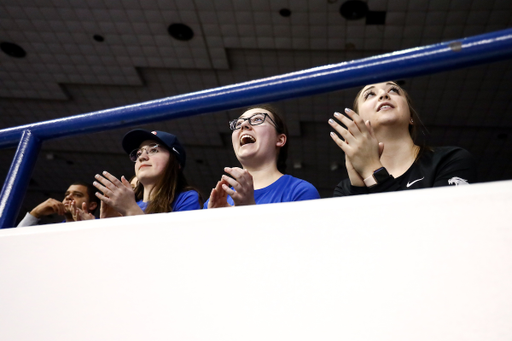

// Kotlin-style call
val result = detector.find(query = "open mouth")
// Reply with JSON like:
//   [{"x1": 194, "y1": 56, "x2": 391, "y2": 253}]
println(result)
[
  {"x1": 240, "y1": 134, "x2": 256, "y2": 146},
  {"x1": 377, "y1": 103, "x2": 394, "y2": 112}
]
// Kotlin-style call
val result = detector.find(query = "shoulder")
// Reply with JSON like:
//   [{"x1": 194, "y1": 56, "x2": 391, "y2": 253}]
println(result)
[
  {"x1": 173, "y1": 190, "x2": 202, "y2": 211},
  {"x1": 176, "y1": 190, "x2": 200, "y2": 200},
  {"x1": 253, "y1": 174, "x2": 320, "y2": 204},
  {"x1": 417, "y1": 146, "x2": 477, "y2": 184},
  {"x1": 417, "y1": 146, "x2": 475, "y2": 166},
  {"x1": 432, "y1": 146, "x2": 473, "y2": 158},
  {"x1": 279, "y1": 175, "x2": 320, "y2": 199}
]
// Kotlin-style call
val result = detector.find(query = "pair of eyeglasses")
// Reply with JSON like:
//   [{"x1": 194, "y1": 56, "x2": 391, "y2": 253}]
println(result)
[
  {"x1": 129, "y1": 143, "x2": 160, "y2": 162},
  {"x1": 229, "y1": 113, "x2": 277, "y2": 131}
]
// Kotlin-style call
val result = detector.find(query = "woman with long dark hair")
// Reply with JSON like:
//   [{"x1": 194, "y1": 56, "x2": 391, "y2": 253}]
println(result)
[
  {"x1": 75, "y1": 129, "x2": 201, "y2": 218},
  {"x1": 328, "y1": 81, "x2": 477, "y2": 196}
]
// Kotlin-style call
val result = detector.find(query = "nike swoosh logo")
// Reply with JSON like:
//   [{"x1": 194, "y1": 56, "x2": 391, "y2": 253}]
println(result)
[{"x1": 407, "y1": 177, "x2": 424, "y2": 187}]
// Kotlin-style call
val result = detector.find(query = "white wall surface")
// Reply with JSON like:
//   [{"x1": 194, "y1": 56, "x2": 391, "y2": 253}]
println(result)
[{"x1": 1, "y1": 181, "x2": 511, "y2": 341}]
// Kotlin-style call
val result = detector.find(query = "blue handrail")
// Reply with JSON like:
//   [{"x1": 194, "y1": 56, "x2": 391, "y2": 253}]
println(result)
[{"x1": 2, "y1": 28, "x2": 512, "y2": 228}]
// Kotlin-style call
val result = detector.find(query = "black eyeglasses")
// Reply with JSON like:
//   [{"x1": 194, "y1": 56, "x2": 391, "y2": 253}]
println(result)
[
  {"x1": 129, "y1": 143, "x2": 160, "y2": 162},
  {"x1": 229, "y1": 113, "x2": 277, "y2": 131}
]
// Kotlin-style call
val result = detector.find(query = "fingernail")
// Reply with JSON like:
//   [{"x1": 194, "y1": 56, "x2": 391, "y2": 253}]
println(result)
[
  {"x1": 93, "y1": 181, "x2": 98, "y2": 185},
  {"x1": 330, "y1": 132, "x2": 336, "y2": 136},
  {"x1": 334, "y1": 112, "x2": 340, "y2": 117},
  {"x1": 345, "y1": 108, "x2": 350, "y2": 113},
  {"x1": 103, "y1": 171, "x2": 107, "y2": 175},
  {"x1": 328, "y1": 119, "x2": 334, "y2": 124},
  {"x1": 95, "y1": 174, "x2": 99, "y2": 178}
]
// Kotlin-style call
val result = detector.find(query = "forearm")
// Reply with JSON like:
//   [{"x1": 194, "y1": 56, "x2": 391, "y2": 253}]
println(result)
[{"x1": 17, "y1": 212, "x2": 40, "y2": 227}]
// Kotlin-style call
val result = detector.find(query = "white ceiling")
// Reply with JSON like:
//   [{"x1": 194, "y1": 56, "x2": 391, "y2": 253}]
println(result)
[{"x1": 1, "y1": 0, "x2": 512, "y2": 224}]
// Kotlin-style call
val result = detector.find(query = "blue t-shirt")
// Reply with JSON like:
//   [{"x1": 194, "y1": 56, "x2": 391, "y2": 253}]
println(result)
[
  {"x1": 137, "y1": 190, "x2": 201, "y2": 213},
  {"x1": 204, "y1": 174, "x2": 320, "y2": 208}
]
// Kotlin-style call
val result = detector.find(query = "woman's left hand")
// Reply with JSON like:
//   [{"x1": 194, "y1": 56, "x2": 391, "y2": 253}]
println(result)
[
  {"x1": 93, "y1": 171, "x2": 142, "y2": 216},
  {"x1": 329, "y1": 108, "x2": 383, "y2": 179},
  {"x1": 220, "y1": 167, "x2": 256, "y2": 206}
]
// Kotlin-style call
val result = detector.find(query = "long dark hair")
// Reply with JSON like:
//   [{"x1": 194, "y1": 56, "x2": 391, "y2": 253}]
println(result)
[
  {"x1": 243, "y1": 105, "x2": 289, "y2": 173},
  {"x1": 133, "y1": 151, "x2": 201, "y2": 213}
]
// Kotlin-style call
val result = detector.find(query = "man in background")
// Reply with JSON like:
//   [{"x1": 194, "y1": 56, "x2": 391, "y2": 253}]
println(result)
[{"x1": 17, "y1": 182, "x2": 99, "y2": 227}]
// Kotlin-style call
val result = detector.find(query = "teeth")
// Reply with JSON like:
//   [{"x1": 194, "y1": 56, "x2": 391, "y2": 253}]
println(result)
[
  {"x1": 240, "y1": 134, "x2": 256, "y2": 146},
  {"x1": 379, "y1": 105, "x2": 392, "y2": 111}
]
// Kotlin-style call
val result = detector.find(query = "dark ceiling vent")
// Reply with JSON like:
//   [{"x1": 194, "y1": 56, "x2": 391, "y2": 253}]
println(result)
[
  {"x1": 366, "y1": 11, "x2": 386, "y2": 25},
  {"x1": 93, "y1": 34, "x2": 105, "y2": 42},
  {"x1": 168, "y1": 23, "x2": 194, "y2": 41},
  {"x1": 340, "y1": 0, "x2": 368, "y2": 20},
  {"x1": 279, "y1": 8, "x2": 291, "y2": 17},
  {"x1": 0, "y1": 42, "x2": 26, "y2": 58}
]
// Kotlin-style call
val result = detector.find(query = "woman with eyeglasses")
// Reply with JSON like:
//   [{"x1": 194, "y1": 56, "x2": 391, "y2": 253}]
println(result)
[
  {"x1": 74, "y1": 129, "x2": 201, "y2": 219},
  {"x1": 328, "y1": 81, "x2": 477, "y2": 196},
  {"x1": 205, "y1": 106, "x2": 320, "y2": 208}
]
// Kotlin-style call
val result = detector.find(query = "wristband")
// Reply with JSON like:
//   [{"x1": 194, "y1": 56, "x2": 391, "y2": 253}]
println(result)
[{"x1": 363, "y1": 167, "x2": 390, "y2": 188}]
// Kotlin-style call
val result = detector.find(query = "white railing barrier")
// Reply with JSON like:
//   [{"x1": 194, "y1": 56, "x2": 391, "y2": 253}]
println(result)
[{"x1": 1, "y1": 181, "x2": 511, "y2": 340}]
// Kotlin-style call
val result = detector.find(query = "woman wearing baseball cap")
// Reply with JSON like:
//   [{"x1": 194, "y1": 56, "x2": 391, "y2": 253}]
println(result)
[{"x1": 88, "y1": 129, "x2": 202, "y2": 217}]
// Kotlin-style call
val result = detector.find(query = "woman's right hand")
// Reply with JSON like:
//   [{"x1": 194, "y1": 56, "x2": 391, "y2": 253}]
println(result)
[
  {"x1": 329, "y1": 108, "x2": 383, "y2": 182},
  {"x1": 207, "y1": 180, "x2": 233, "y2": 209}
]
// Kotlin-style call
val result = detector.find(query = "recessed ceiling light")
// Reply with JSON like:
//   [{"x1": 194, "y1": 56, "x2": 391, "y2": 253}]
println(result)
[
  {"x1": 168, "y1": 23, "x2": 194, "y2": 41},
  {"x1": 279, "y1": 8, "x2": 291, "y2": 17},
  {"x1": 366, "y1": 11, "x2": 386, "y2": 25},
  {"x1": 0, "y1": 42, "x2": 26, "y2": 58},
  {"x1": 93, "y1": 34, "x2": 105, "y2": 42},
  {"x1": 339, "y1": 0, "x2": 368, "y2": 20}
]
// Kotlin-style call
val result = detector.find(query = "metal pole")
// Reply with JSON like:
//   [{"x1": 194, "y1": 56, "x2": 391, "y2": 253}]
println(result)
[
  {"x1": 0, "y1": 28, "x2": 512, "y2": 149},
  {"x1": 0, "y1": 130, "x2": 41, "y2": 228}
]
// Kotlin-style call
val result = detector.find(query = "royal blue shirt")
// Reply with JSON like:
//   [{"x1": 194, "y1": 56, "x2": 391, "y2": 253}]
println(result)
[
  {"x1": 137, "y1": 190, "x2": 201, "y2": 212},
  {"x1": 204, "y1": 174, "x2": 320, "y2": 208}
]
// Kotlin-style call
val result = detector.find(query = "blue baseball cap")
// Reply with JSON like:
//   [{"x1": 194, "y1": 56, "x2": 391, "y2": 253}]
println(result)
[{"x1": 122, "y1": 129, "x2": 186, "y2": 168}]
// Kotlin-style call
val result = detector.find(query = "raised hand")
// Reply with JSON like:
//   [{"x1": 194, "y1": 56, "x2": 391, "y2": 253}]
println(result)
[
  {"x1": 94, "y1": 171, "x2": 143, "y2": 216},
  {"x1": 71, "y1": 200, "x2": 95, "y2": 221},
  {"x1": 329, "y1": 108, "x2": 383, "y2": 180},
  {"x1": 99, "y1": 200, "x2": 122, "y2": 218},
  {"x1": 219, "y1": 167, "x2": 256, "y2": 206},
  {"x1": 207, "y1": 179, "x2": 232, "y2": 209},
  {"x1": 30, "y1": 198, "x2": 66, "y2": 218}
]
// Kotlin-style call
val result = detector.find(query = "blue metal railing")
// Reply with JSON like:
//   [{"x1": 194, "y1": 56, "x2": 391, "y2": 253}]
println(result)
[{"x1": 2, "y1": 28, "x2": 512, "y2": 228}]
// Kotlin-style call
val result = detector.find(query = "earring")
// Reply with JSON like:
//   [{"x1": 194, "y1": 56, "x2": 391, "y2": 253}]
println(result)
[{"x1": 410, "y1": 118, "x2": 414, "y2": 124}]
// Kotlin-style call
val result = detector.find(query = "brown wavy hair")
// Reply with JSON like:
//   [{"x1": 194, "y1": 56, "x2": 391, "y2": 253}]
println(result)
[{"x1": 133, "y1": 151, "x2": 201, "y2": 213}]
